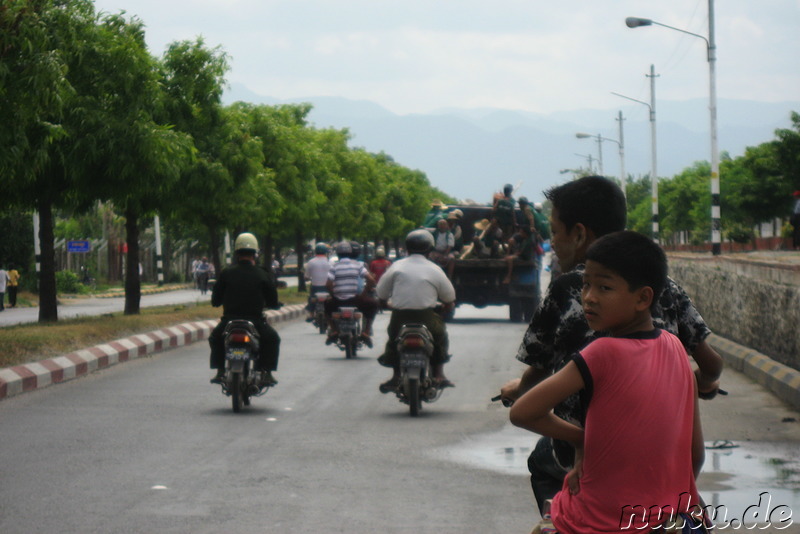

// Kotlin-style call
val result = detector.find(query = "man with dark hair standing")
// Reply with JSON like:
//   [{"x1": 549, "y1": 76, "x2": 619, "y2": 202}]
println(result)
[{"x1": 498, "y1": 176, "x2": 723, "y2": 515}]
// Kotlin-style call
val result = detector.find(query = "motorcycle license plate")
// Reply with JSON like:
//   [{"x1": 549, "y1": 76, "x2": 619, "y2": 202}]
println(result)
[
  {"x1": 226, "y1": 348, "x2": 249, "y2": 360},
  {"x1": 401, "y1": 354, "x2": 427, "y2": 368}
]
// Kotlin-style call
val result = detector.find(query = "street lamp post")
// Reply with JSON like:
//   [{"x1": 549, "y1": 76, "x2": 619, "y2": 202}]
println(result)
[
  {"x1": 576, "y1": 133, "x2": 604, "y2": 176},
  {"x1": 626, "y1": 0, "x2": 721, "y2": 254},
  {"x1": 612, "y1": 64, "x2": 659, "y2": 242},
  {"x1": 576, "y1": 132, "x2": 626, "y2": 199},
  {"x1": 572, "y1": 153, "x2": 596, "y2": 174}
]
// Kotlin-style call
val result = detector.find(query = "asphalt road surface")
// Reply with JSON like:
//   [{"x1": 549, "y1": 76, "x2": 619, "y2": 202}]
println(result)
[{"x1": 2, "y1": 302, "x2": 799, "y2": 533}]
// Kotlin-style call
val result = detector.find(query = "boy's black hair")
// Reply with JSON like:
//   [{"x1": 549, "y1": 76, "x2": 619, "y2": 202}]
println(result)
[
  {"x1": 586, "y1": 231, "x2": 668, "y2": 307},
  {"x1": 544, "y1": 175, "x2": 626, "y2": 237}
]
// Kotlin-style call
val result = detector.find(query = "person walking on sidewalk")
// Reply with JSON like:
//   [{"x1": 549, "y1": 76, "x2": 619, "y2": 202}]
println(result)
[
  {"x1": 7, "y1": 266, "x2": 20, "y2": 308},
  {"x1": 0, "y1": 266, "x2": 7, "y2": 311}
]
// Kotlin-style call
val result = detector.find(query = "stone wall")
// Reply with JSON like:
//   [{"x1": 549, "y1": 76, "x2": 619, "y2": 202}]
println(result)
[{"x1": 669, "y1": 258, "x2": 800, "y2": 372}]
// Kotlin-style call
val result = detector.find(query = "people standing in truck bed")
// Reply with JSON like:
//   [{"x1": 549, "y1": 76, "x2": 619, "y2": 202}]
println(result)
[{"x1": 493, "y1": 184, "x2": 517, "y2": 240}]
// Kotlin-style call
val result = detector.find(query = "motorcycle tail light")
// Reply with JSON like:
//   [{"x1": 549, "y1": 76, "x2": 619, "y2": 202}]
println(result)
[
  {"x1": 317, "y1": 296, "x2": 328, "y2": 302},
  {"x1": 332, "y1": 312, "x2": 341, "y2": 320},
  {"x1": 230, "y1": 332, "x2": 251, "y2": 344},
  {"x1": 403, "y1": 336, "x2": 425, "y2": 348},
  {"x1": 341, "y1": 309, "x2": 353, "y2": 319}
]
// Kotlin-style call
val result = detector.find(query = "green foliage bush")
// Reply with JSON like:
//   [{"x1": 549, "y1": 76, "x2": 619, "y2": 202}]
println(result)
[
  {"x1": 55, "y1": 270, "x2": 87, "y2": 294},
  {"x1": 725, "y1": 223, "x2": 754, "y2": 244}
]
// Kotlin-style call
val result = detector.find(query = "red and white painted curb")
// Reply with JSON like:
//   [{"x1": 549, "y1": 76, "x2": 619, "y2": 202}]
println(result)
[{"x1": 0, "y1": 304, "x2": 304, "y2": 401}]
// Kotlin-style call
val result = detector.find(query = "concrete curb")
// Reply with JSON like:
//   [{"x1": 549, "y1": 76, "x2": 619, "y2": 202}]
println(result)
[
  {"x1": 0, "y1": 304, "x2": 305, "y2": 401},
  {"x1": 94, "y1": 284, "x2": 194, "y2": 299},
  {"x1": 708, "y1": 333, "x2": 800, "y2": 410}
]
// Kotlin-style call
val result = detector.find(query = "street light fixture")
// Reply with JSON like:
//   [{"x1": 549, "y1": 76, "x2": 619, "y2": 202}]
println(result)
[
  {"x1": 626, "y1": 1, "x2": 721, "y2": 255},
  {"x1": 575, "y1": 131, "x2": 625, "y2": 196},
  {"x1": 572, "y1": 153, "x2": 596, "y2": 174}
]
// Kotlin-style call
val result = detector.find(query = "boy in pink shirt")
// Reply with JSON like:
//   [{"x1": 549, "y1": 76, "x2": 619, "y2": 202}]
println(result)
[{"x1": 510, "y1": 231, "x2": 706, "y2": 533}]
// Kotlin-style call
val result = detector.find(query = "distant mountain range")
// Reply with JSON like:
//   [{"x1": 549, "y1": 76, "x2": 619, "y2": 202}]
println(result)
[{"x1": 224, "y1": 82, "x2": 799, "y2": 204}]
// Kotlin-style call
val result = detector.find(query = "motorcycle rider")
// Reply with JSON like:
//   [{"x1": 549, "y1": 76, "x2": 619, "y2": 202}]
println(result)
[
  {"x1": 208, "y1": 232, "x2": 281, "y2": 387},
  {"x1": 368, "y1": 246, "x2": 392, "y2": 284},
  {"x1": 305, "y1": 242, "x2": 332, "y2": 321},
  {"x1": 376, "y1": 229, "x2": 456, "y2": 392},
  {"x1": 325, "y1": 241, "x2": 378, "y2": 347}
]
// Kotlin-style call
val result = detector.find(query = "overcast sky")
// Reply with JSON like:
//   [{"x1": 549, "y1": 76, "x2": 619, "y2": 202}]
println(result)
[{"x1": 91, "y1": 0, "x2": 799, "y2": 117}]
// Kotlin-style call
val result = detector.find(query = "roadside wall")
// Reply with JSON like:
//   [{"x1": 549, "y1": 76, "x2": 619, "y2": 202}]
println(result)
[{"x1": 669, "y1": 257, "x2": 800, "y2": 372}]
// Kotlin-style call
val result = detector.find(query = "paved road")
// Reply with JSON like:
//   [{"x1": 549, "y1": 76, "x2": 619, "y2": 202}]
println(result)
[
  {"x1": 0, "y1": 305, "x2": 536, "y2": 533},
  {"x1": 2, "y1": 301, "x2": 800, "y2": 533}
]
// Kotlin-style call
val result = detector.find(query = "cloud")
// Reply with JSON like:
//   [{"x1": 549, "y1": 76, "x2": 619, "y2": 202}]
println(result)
[{"x1": 92, "y1": 0, "x2": 800, "y2": 114}]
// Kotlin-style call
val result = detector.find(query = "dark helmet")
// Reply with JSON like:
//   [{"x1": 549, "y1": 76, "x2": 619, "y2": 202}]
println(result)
[
  {"x1": 314, "y1": 243, "x2": 328, "y2": 255},
  {"x1": 405, "y1": 229, "x2": 435, "y2": 254},
  {"x1": 503, "y1": 183, "x2": 513, "y2": 195},
  {"x1": 335, "y1": 241, "x2": 352, "y2": 257},
  {"x1": 518, "y1": 196, "x2": 529, "y2": 205},
  {"x1": 349, "y1": 240, "x2": 362, "y2": 259}
]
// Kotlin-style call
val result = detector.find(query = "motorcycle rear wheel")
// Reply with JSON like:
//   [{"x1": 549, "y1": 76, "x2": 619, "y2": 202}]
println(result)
[
  {"x1": 345, "y1": 336, "x2": 356, "y2": 359},
  {"x1": 408, "y1": 378, "x2": 421, "y2": 417},
  {"x1": 231, "y1": 372, "x2": 244, "y2": 413}
]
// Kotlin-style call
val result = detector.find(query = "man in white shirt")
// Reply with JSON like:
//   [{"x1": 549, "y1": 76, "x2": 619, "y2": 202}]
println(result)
[
  {"x1": 305, "y1": 243, "x2": 332, "y2": 320},
  {"x1": 376, "y1": 229, "x2": 457, "y2": 392}
]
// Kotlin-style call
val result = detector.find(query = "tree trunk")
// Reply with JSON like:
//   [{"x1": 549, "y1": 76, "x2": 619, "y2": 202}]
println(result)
[
  {"x1": 37, "y1": 199, "x2": 58, "y2": 322},
  {"x1": 296, "y1": 228, "x2": 307, "y2": 292},
  {"x1": 124, "y1": 208, "x2": 141, "y2": 315},
  {"x1": 262, "y1": 232, "x2": 274, "y2": 270},
  {"x1": 208, "y1": 224, "x2": 222, "y2": 277}
]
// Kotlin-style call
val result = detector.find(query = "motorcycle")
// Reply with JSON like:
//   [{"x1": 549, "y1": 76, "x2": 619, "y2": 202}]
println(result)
[
  {"x1": 330, "y1": 306, "x2": 364, "y2": 359},
  {"x1": 311, "y1": 293, "x2": 328, "y2": 334},
  {"x1": 219, "y1": 319, "x2": 272, "y2": 412},
  {"x1": 394, "y1": 323, "x2": 443, "y2": 416}
]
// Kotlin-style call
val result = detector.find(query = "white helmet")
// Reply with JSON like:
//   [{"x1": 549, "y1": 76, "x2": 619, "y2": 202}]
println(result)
[{"x1": 234, "y1": 232, "x2": 258, "y2": 253}]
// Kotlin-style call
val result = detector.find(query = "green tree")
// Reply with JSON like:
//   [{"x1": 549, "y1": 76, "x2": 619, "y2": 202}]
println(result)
[
  {"x1": 160, "y1": 40, "x2": 269, "y2": 276},
  {"x1": 1, "y1": 0, "x2": 99, "y2": 321},
  {"x1": 0, "y1": 0, "x2": 70, "y2": 179},
  {"x1": 774, "y1": 111, "x2": 800, "y2": 204},
  {"x1": 79, "y1": 14, "x2": 193, "y2": 315}
]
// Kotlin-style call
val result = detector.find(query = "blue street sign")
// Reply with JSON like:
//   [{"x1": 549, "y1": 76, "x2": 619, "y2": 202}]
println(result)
[{"x1": 67, "y1": 240, "x2": 91, "y2": 253}]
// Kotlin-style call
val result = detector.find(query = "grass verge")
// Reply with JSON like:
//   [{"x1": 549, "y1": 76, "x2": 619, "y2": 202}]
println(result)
[{"x1": 0, "y1": 287, "x2": 307, "y2": 369}]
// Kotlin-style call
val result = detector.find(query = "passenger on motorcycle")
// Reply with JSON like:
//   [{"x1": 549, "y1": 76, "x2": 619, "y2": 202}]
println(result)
[
  {"x1": 368, "y1": 247, "x2": 392, "y2": 284},
  {"x1": 324, "y1": 241, "x2": 378, "y2": 347},
  {"x1": 510, "y1": 231, "x2": 706, "y2": 533},
  {"x1": 305, "y1": 243, "x2": 332, "y2": 321},
  {"x1": 499, "y1": 176, "x2": 723, "y2": 516},
  {"x1": 208, "y1": 233, "x2": 281, "y2": 386},
  {"x1": 376, "y1": 229, "x2": 456, "y2": 393}
]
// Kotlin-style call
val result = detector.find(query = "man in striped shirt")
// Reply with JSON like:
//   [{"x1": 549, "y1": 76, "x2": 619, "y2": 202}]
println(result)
[{"x1": 325, "y1": 241, "x2": 378, "y2": 346}]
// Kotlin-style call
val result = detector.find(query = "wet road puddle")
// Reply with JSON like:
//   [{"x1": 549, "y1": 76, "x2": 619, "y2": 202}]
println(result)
[
  {"x1": 700, "y1": 441, "x2": 800, "y2": 524},
  {"x1": 440, "y1": 425, "x2": 800, "y2": 524}
]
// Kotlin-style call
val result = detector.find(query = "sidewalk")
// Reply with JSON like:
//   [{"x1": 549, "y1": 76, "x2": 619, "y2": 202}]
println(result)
[
  {"x1": 0, "y1": 304, "x2": 305, "y2": 401},
  {"x1": 670, "y1": 250, "x2": 800, "y2": 409}
]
